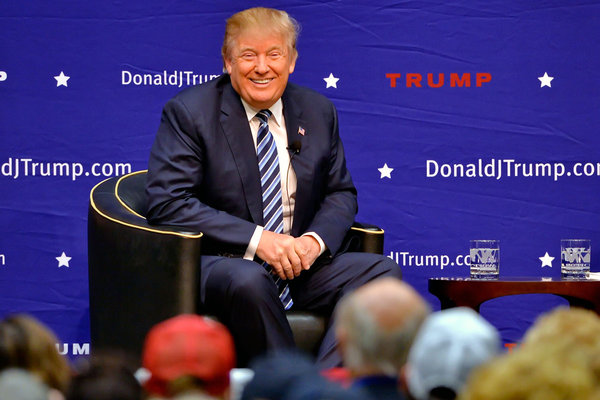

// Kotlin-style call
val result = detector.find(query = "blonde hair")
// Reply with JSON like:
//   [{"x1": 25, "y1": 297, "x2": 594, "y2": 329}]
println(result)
[
  {"x1": 523, "y1": 307, "x2": 600, "y2": 351},
  {"x1": 0, "y1": 314, "x2": 71, "y2": 392},
  {"x1": 222, "y1": 7, "x2": 300, "y2": 65},
  {"x1": 460, "y1": 307, "x2": 600, "y2": 400},
  {"x1": 459, "y1": 341, "x2": 600, "y2": 400}
]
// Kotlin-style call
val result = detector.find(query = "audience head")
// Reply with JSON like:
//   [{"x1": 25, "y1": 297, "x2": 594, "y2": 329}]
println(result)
[
  {"x1": 0, "y1": 314, "x2": 71, "y2": 393},
  {"x1": 0, "y1": 368, "x2": 54, "y2": 400},
  {"x1": 241, "y1": 350, "x2": 321, "y2": 400},
  {"x1": 335, "y1": 278, "x2": 430, "y2": 377},
  {"x1": 405, "y1": 307, "x2": 500, "y2": 400},
  {"x1": 66, "y1": 351, "x2": 141, "y2": 400},
  {"x1": 522, "y1": 306, "x2": 600, "y2": 384},
  {"x1": 459, "y1": 306, "x2": 600, "y2": 400},
  {"x1": 522, "y1": 306, "x2": 600, "y2": 352},
  {"x1": 459, "y1": 340, "x2": 599, "y2": 400},
  {"x1": 282, "y1": 378, "x2": 365, "y2": 400},
  {"x1": 142, "y1": 314, "x2": 235, "y2": 399}
]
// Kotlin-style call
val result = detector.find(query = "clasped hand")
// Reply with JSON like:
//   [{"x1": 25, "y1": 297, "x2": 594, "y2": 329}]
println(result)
[{"x1": 256, "y1": 231, "x2": 320, "y2": 280}]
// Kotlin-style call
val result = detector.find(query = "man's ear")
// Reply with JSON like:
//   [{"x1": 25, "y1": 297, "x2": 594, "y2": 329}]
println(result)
[
  {"x1": 288, "y1": 50, "x2": 297, "y2": 74},
  {"x1": 224, "y1": 57, "x2": 233, "y2": 74}
]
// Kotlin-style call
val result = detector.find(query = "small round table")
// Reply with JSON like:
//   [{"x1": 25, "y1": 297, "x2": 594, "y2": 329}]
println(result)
[{"x1": 428, "y1": 277, "x2": 600, "y2": 314}]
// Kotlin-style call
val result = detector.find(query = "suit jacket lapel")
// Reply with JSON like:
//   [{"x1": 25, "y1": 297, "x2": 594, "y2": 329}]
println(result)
[
  {"x1": 220, "y1": 83, "x2": 263, "y2": 225},
  {"x1": 282, "y1": 91, "x2": 308, "y2": 237}
]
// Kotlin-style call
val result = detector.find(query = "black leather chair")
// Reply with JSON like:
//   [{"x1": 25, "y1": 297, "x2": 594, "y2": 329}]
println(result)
[{"x1": 88, "y1": 170, "x2": 385, "y2": 361}]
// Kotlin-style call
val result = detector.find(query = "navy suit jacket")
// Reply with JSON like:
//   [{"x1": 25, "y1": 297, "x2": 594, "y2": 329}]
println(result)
[{"x1": 146, "y1": 74, "x2": 357, "y2": 257}]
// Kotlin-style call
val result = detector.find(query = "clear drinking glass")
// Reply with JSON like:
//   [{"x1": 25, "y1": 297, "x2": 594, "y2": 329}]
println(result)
[
  {"x1": 470, "y1": 240, "x2": 500, "y2": 279},
  {"x1": 561, "y1": 239, "x2": 590, "y2": 279}
]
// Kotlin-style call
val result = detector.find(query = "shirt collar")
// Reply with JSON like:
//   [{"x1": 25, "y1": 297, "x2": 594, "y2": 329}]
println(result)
[{"x1": 240, "y1": 98, "x2": 283, "y2": 128}]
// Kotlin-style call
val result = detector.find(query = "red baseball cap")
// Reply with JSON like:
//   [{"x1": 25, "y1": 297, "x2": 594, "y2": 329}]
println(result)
[{"x1": 142, "y1": 315, "x2": 235, "y2": 396}]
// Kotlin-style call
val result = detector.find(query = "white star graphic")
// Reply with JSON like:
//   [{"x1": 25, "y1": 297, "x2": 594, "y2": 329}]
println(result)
[
  {"x1": 378, "y1": 163, "x2": 393, "y2": 179},
  {"x1": 539, "y1": 252, "x2": 555, "y2": 268},
  {"x1": 323, "y1": 73, "x2": 339, "y2": 89},
  {"x1": 54, "y1": 71, "x2": 70, "y2": 87},
  {"x1": 538, "y1": 72, "x2": 554, "y2": 88},
  {"x1": 56, "y1": 252, "x2": 72, "y2": 268}
]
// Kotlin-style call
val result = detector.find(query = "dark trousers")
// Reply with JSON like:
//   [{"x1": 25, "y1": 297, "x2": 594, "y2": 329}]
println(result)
[{"x1": 200, "y1": 252, "x2": 402, "y2": 368}]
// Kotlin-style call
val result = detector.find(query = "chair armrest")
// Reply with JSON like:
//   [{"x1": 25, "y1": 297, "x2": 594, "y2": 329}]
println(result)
[{"x1": 340, "y1": 222, "x2": 384, "y2": 255}]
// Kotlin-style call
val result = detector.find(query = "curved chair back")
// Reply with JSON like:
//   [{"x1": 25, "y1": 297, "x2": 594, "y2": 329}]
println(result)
[
  {"x1": 115, "y1": 170, "x2": 148, "y2": 216},
  {"x1": 88, "y1": 171, "x2": 202, "y2": 358},
  {"x1": 88, "y1": 170, "x2": 385, "y2": 361}
]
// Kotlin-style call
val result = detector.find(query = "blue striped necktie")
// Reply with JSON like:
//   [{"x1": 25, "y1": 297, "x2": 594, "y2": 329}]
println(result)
[{"x1": 255, "y1": 109, "x2": 293, "y2": 309}]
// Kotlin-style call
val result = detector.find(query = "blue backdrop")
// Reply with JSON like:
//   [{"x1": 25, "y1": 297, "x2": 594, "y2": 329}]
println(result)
[{"x1": 1, "y1": 0, "x2": 599, "y2": 357}]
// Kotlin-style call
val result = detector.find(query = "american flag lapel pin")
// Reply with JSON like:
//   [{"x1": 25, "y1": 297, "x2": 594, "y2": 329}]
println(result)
[{"x1": 298, "y1": 126, "x2": 305, "y2": 136}]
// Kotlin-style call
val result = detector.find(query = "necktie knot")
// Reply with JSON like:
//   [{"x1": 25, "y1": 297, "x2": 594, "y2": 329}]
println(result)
[{"x1": 256, "y1": 109, "x2": 272, "y2": 124}]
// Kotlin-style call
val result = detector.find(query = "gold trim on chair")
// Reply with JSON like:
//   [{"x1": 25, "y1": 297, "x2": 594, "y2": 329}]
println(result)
[
  {"x1": 89, "y1": 175, "x2": 203, "y2": 239},
  {"x1": 350, "y1": 226, "x2": 384, "y2": 234},
  {"x1": 115, "y1": 170, "x2": 147, "y2": 219}
]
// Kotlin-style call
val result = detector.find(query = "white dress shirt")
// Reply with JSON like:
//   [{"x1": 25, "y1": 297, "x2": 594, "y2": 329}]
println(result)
[{"x1": 240, "y1": 98, "x2": 325, "y2": 260}]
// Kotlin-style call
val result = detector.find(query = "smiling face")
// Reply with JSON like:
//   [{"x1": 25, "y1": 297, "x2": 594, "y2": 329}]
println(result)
[{"x1": 225, "y1": 27, "x2": 297, "y2": 110}]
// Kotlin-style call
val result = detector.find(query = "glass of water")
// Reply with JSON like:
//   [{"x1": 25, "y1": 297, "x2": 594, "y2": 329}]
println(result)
[
  {"x1": 470, "y1": 240, "x2": 500, "y2": 279},
  {"x1": 561, "y1": 239, "x2": 590, "y2": 279}
]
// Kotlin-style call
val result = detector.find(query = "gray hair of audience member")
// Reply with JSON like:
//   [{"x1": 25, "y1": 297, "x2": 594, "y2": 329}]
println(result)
[
  {"x1": 406, "y1": 307, "x2": 500, "y2": 400},
  {"x1": 221, "y1": 7, "x2": 300, "y2": 67},
  {"x1": 0, "y1": 368, "x2": 52, "y2": 400},
  {"x1": 335, "y1": 278, "x2": 430, "y2": 376}
]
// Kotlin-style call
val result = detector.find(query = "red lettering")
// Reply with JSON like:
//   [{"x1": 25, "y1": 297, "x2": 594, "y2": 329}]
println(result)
[
  {"x1": 385, "y1": 73, "x2": 402, "y2": 88},
  {"x1": 476, "y1": 72, "x2": 492, "y2": 87},
  {"x1": 504, "y1": 343, "x2": 518, "y2": 353},
  {"x1": 386, "y1": 72, "x2": 488, "y2": 88},
  {"x1": 450, "y1": 73, "x2": 471, "y2": 87},
  {"x1": 406, "y1": 73, "x2": 422, "y2": 88},
  {"x1": 427, "y1": 73, "x2": 444, "y2": 88}
]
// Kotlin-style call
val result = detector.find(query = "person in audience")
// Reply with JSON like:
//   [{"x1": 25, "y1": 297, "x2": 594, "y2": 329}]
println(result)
[
  {"x1": 403, "y1": 307, "x2": 500, "y2": 400},
  {"x1": 458, "y1": 306, "x2": 600, "y2": 400},
  {"x1": 240, "y1": 350, "x2": 321, "y2": 400},
  {"x1": 66, "y1": 351, "x2": 142, "y2": 400},
  {"x1": 282, "y1": 377, "x2": 365, "y2": 400},
  {"x1": 521, "y1": 306, "x2": 600, "y2": 352},
  {"x1": 241, "y1": 350, "x2": 362, "y2": 400},
  {"x1": 141, "y1": 315, "x2": 235, "y2": 400},
  {"x1": 0, "y1": 314, "x2": 71, "y2": 395},
  {"x1": 0, "y1": 368, "x2": 63, "y2": 400},
  {"x1": 459, "y1": 340, "x2": 599, "y2": 399},
  {"x1": 335, "y1": 278, "x2": 430, "y2": 399}
]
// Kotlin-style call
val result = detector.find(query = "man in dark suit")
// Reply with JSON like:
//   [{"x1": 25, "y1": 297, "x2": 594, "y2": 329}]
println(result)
[{"x1": 145, "y1": 7, "x2": 401, "y2": 368}]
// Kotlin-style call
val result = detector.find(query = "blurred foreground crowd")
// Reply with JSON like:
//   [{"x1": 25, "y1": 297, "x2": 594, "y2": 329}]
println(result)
[{"x1": 1, "y1": 278, "x2": 599, "y2": 400}]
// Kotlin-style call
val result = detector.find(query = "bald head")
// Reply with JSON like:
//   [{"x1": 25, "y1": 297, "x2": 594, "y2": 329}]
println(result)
[
  {"x1": 336, "y1": 278, "x2": 429, "y2": 376},
  {"x1": 352, "y1": 278, "x2": 427, "y2": 331}
]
